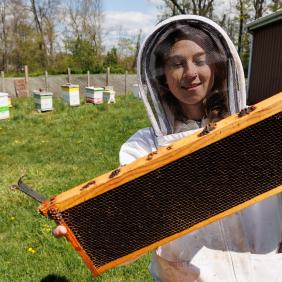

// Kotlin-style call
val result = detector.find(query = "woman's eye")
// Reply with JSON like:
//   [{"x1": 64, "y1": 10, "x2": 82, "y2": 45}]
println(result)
[
  {"x1": 194, "y1": 59, "x2": 206, "y2": 66},
  {"x1": 172, "y1": 62, "x2": 184, "y2": 68}
]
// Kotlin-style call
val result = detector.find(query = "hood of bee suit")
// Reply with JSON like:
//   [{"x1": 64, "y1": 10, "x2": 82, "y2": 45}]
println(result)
[{"x1": 137, "y1": 15, "x2": 246, "y2": 147}]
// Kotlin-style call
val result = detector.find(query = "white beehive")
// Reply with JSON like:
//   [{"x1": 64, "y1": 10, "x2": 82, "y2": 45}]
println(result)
[
  {"x1": 33, "y1": 90, "x2": 53, "y2": 112},
  {"x1": 132, "y1": 84, "x2": 141, "y2": 98},
  {"x1": 103, "y1": 88, "x2": 116, "y2": 104},
  {"x1": 85, "y1": 87, "x2": 104, "y2": 104},
  {"x1": 0, "y1": 92, "x2": 9, "y2": 120},
  {"x1": 61, "y1": 84, "x2": 80, "y2": 106}
]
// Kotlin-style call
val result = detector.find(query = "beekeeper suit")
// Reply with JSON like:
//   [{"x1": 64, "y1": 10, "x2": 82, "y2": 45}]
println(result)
[{"x1": 119, "y1": 15, "x2": 282, "y2": 282}]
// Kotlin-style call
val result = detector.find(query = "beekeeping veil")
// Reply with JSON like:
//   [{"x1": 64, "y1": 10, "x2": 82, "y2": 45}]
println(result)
[{"x1": 137, "y1": 15, "x2": 246, "y2": 146}]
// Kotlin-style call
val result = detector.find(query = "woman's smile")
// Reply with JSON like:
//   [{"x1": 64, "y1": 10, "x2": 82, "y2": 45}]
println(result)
[{"x1": 181, "y1": 82, "x2": 202, "y2": 90}]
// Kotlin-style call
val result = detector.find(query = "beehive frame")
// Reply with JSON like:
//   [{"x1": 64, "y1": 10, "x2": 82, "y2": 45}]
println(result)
[{"x1": 39, "y1": 92, "x2": 282, "y2": 276}]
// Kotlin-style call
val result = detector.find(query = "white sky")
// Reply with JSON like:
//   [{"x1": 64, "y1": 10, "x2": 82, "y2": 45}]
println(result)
[{"x1": 102, "y1": 0, "x2": 162, "y2": 50}]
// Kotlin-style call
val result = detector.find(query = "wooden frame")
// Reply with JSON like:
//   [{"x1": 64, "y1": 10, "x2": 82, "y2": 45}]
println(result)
[{"x1": 39, "y1": 92, "x2": 282, "y2": 276}]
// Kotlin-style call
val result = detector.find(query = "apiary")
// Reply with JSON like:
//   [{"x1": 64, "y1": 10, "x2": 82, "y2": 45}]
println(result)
[{"x1": 61, "y1": 84, "x2": 80, "y2": 106}]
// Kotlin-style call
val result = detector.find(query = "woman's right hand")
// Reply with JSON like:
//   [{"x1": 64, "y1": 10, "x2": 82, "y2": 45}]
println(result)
[{"x1": 52, "y1": 225, "x2": 67, "y2": 238}]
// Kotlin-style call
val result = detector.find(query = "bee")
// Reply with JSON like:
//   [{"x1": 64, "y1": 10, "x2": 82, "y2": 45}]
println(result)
[
  {"x1": 238, "y1": 106, "x2": 256, "y2": 117},
  {"x1": 147, "y1": 150, "x2": 157, "y2": 160},
  {"x1": 198, "y1": 122, "x2": 216, "y2": 136},
  {"x1": 80, "y1": 180, "x2": 96, "y2": 191},
  {"x1": 109, "y1": 168, "x2": 121, "y2": 178}
]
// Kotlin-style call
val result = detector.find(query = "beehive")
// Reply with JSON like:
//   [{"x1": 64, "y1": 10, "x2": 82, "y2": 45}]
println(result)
[
  {"x1": 85, "y1": 87, "x2": 104, "y2": 104},
  {"x1": 103, "y1": 87, "x2": 116, "y2": 104},
  {"x1": 61, "y1": 84, "x2": 80, "y2": 106},
  {"x1": 132, "y1": 84, "x2": 141, "y2": 98},
  {"x1": 0, "y1": 92, "x2": 9, "y2": 120},
  {"x1": 33, "y1": 90, "x2": 53, "y2": 112}
]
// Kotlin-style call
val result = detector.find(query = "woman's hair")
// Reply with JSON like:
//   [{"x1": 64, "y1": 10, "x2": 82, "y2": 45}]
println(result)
[{"x1": 153, "y1": 23, "x2": 229, "y2": 123}]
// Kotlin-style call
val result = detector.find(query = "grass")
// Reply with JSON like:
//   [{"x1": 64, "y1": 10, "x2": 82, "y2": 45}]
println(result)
[{"x1": 0, "y1": 95, "x2": 154, "y2": 282}]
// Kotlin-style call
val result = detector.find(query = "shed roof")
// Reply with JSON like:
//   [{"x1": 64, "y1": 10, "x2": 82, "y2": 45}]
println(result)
[{"x1": 247, "y1": 9, "x2": 282, "y2": 32}]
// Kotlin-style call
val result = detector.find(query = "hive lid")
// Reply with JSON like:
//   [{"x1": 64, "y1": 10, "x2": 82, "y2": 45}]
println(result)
[
  {"x1": 0, "y1": 92, "x2": 8, "y2": 97},
  {"x1": 62, "y1": 84, "x2": 79, "y2": 88},
  {"x1": 33, "y1": 90, "x2": 53, "y2": 96},
  {"x1": 85, "y1": 87, "x2": 104, "y2": 91}
]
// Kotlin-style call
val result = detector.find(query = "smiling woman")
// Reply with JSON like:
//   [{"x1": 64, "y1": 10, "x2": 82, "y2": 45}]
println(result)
[
  {"x1": 164, "y1": 39, "x2": 214, "y2": 120},
  {"x1": 152, "y1": 23, "x2": 229, "y2": 129}
]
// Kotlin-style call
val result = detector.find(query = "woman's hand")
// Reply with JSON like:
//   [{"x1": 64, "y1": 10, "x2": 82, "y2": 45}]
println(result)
[{"x1": 52, "y1": 225, "x2": 67, "y2": 238}]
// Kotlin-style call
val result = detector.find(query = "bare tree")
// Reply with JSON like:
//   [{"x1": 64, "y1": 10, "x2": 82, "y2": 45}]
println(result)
[
  {"x1": 132, "y1": 29, "x2": 142, "y2": 70},
  {"x1": 158, "y1": 0, "x2": 215, "y2": 20},
  {"x1": 29, "y1": 0, "x2": 59, "y2": 68},
  {"x1": 253, "y1": 0, "x2": 265, "y2": 19},
  {"x1": 66, "y1": 0, "x2": 103, "y2": 54},
  {"x1": 0, "y1": 0, "x2": 9, "y2": 70},
  {"x1": 268, "y1": 0, "x2": 282, "y2": 12}
]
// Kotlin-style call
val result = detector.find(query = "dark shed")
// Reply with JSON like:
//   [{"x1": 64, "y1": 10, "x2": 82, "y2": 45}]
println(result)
[{"x1": 247, "y1": 10, "x2": 282, "y2": 104}]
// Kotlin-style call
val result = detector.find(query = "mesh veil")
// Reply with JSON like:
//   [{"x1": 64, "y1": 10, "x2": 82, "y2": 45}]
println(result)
[{"x1": 137, "y1": 16, "x2": 246, "y2": 140}]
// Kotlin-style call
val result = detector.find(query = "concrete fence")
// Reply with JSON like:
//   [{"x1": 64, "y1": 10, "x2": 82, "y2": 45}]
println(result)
[{"x1": 2, "y1": 74, "x2": 138, "y2": 97}]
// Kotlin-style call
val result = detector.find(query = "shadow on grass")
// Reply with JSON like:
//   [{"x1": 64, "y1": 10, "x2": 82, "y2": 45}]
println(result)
[{"x1": 41, "y1": 274, "x2": 70, "y2": 282}]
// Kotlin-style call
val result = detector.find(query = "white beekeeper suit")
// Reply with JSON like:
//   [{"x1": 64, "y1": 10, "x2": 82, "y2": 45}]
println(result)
[{"x1": 120, "y1": 15, "x2": 282, "y2": 282}]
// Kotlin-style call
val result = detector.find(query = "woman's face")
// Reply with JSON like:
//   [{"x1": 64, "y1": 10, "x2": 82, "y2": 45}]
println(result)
[{"x1": 164, "y1": 39, "x2": 214, "y2": 118}]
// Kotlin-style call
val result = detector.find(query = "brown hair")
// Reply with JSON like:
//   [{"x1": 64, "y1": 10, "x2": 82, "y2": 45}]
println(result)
[{"x1": 154, "y1": 23, "x2": 229, "y2": 123}]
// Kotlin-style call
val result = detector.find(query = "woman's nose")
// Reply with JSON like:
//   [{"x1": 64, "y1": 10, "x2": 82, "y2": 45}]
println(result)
[{"x1": 183, "y1": 62, "x2": 197, "y2": 80}]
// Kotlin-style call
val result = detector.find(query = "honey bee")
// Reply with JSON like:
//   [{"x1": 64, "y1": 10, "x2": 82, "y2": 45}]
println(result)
[
  {"x1": 147, "y1": 150, "x2": 157, "y2": 160},
  {"x1": 198, "y1": 122, "x2": 216, "y2": 136},
  {"x1": 80, "y1": 180, "x2": 96, "y2": 191},
  {"x1": 238, "y1": 106, "x2": 256, "y2": 117},
  {"x1": 109, "y1": 168, "x2": 121, "y2": 178}
]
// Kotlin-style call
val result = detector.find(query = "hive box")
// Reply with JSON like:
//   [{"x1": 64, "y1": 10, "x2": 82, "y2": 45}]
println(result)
[
  {"x1": 61, "y1": 84, "x2": 80, "y2": 106},
  {"x1": 132, "y1": 84, "x2": 141, "y2": 98},
  {"x1": 103, "y1": 89, "x2": 116, "y2": 104},
  {"x1": 0, "y1": 92, "x2": 9, "y2": 120},
  {"x1": 33, "y1": 90, "x2": 53, "y2": 112},
  {"x1": 85, "y1": 87, "x2": 104, "y2": 104}
]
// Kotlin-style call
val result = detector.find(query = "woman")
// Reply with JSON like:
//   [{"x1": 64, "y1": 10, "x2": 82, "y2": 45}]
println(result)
[{"x1": 55, "y1": 15, "x2": 282, "y2": 281}]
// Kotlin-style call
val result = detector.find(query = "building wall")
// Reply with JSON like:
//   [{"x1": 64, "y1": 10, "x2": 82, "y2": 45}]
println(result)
[{"x1": 248, "y1": 20, "x2": 282, "y2": 104}]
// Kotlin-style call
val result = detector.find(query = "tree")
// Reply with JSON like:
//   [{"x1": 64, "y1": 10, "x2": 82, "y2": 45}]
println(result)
[
  {"x1": 253, "y1": 0, "x2": 266, "y2": 19},
  {"x1": 104, "y1": 47, "x2": 118, "y2": 66},
  {"x1": 158, "y1": 0, "x2": 215, "y2": 20},
  {"x1": 0, "y1": 0, "x2": 9, "y2": 71},
  {"x1": 29, "y1": 0, "x2": 59, "y2": 68},
  {"x1": 64, "y1": 0, "x2": 103, "y2": 71},
  {"x1": 132, "y1": 29, "x2": 142, "y2": 71},
  {"x1": 268, "y1": 0, "x2": 282, "y2": 12}
]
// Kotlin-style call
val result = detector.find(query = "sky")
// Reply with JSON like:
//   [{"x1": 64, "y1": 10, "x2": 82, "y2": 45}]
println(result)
[
  {"x1": 102, "y1": 0, "x2": 163, "y2": 50},
  {"x1": 101, "y1": 0, "x2": 231, "y2": 50}
]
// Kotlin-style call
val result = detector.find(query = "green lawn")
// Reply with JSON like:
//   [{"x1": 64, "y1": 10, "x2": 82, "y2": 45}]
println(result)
[{"x1": 0, "y1": 96, "x2": 154, "y2": 282}]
